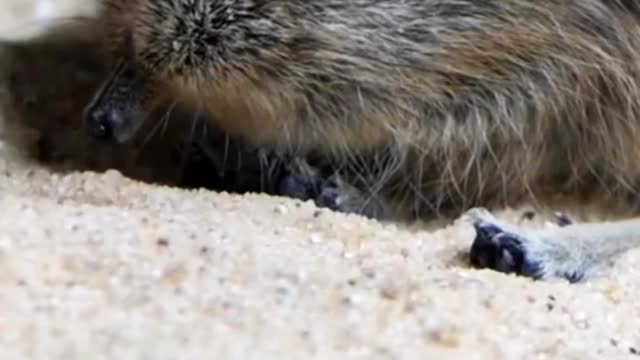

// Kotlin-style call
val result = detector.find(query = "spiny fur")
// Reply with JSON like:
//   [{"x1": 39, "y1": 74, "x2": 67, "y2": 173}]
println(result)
[{"x1": 95, "y1": 0, "x2": 640, "y2": 218}]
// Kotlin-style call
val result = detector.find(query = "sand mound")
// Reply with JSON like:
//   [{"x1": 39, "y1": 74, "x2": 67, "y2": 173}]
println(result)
[
  {"x1": 1, "y1": 1, "x2": 639, "y2": 358},
  {"x1": 0, "y1": 139, "x2": 639, "y2": 359}
]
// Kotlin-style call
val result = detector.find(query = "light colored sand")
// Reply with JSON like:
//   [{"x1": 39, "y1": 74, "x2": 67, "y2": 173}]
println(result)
[{"x1": 0, "y1": 1, "x2": 639, "y2": 359}]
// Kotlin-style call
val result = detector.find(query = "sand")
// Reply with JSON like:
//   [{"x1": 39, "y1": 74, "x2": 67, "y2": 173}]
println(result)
[{"x1": 0, "y1": 1, "x2": 639, "y2": 359}]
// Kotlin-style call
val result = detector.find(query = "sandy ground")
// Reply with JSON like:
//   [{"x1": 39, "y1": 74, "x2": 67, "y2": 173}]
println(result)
[{"x1": 1, "y1": 1, "x2": 640, "y2": 359}]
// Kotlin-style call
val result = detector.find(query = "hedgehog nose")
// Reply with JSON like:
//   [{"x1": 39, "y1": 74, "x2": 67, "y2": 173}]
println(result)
[{"x1": 83, "y1": 106, "x2": 119, "y2": 140}]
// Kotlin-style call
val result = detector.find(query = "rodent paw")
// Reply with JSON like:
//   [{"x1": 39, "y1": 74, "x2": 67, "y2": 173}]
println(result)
[
  {"x1": 462, "y1": 208, "x2": 586, "y2": 282},
  {"x1": 462, "y1": 208, "x2": 546, "y2": 280}
]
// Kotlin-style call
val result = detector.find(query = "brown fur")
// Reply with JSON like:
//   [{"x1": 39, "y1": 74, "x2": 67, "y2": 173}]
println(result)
[{"x1": 89, "y1": 0, "x2": 640, "y2": 219}]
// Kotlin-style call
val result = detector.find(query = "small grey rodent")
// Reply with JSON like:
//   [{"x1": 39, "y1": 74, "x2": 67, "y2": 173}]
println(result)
[{"x1": 83, "y1": 0, "x2": 640, "y2": 282}]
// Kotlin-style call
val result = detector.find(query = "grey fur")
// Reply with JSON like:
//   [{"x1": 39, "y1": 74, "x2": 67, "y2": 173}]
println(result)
[{"x1": 460, "y1": 208, "x2": 640, "y2": 282}]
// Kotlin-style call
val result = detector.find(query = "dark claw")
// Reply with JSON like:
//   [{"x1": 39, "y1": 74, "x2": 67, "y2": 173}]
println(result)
[
  {"x1": 276, "y1": 161, "x2": 347, "y2": 212},
  {"x1": 553, "y1": 212, "x2": 573, "y2": 227},
  {"x1": 275, "y1": 160, "x2": 375, "y2": 217},
  {"x1": 277, "y1": 172, "x2": 319, "y2": 201},
  {"x1": 563, "y1": 270, "x2": 584, "y2": 283},
  {"x1": 316, "y1": 187, "x2": 341, "y2": 210},
  {"x1": 469, "y1": 220, "x2": 543, "y2": 279}
]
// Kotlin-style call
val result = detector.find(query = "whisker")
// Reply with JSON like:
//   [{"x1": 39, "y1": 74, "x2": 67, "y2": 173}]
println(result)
[
  {"x1": 136, "y1": 100, "x2": 178, "y2": 152},
  {"x1": 177, "y1": 101, "x2": 203, "y2": 184}
]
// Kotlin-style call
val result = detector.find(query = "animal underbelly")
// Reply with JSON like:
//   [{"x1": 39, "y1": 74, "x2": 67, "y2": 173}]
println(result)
[{"x1": 201, "y1": 100, "x2": 392, "y2": 157}]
